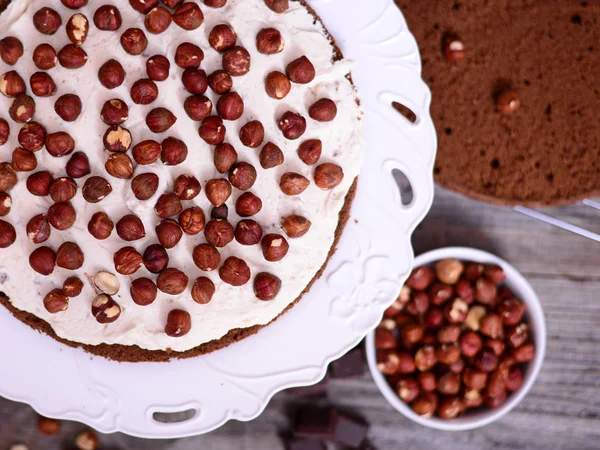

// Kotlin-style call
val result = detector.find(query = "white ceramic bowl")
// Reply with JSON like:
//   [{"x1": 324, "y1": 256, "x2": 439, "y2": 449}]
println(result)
[{"x1": 366, "y1": 247, "x2": 547, "y2": 431}]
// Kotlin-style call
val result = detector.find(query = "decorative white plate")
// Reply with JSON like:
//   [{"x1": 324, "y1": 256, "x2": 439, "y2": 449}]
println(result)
[{"x1": 0, "y1": 0, "x2": 436, "y2": 438}]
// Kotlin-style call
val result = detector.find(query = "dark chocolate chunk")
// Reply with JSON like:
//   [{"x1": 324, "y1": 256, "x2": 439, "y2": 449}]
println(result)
[
  {"x1": 294, "y1": 407, "x2": 369, "y2": 449},
  {"x1": 329, "y1": 347, "x2": 365, "y2": 378}
]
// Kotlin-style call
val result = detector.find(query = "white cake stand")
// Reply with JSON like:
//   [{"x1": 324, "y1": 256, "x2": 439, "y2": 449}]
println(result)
[{"x1": 0, "y1": 0, "x2": 436, "y2": 438}]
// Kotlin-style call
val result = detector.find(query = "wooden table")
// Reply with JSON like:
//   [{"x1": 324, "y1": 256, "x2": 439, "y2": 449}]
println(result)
[{"x1": 1, "y1": 186, "x2": 599, "y2": 449}]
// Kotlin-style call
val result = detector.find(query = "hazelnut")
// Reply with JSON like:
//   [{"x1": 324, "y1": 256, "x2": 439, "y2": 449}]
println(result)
[
  {"x1": 229, "y1": 162, "x2": 257, "y2": 191},
  {"x1": 209, "y1": 24, "x2": 237, "y2": 53},
  {"x1": 464, "y1": 305, "x2": 487, "y2": 331},
  {"x1": 507, "y1": 324, "x2": 528, "y2": 349},
  {"x1": 280, "y1": 172, "x2": 310, "y2": 195},
  {"x1": 75, "y1": 429, "x2": 99, "y2": 450},
  {"x1": 314, "y1": 163, "x2": 344, "y2": 190},
  {"x1": 211, "y1": 204, "x2": 228, "y2": 220},
  {"x1": 56, "y1": 242, "x2": 84, "y2": 270},
  {"x1": 463, "y1": 389, "x2": 483, "y2": 409},
  {"x1": 161, "y1": 136, "x2": 188, "y2": 165},
  {"x1": 464, "y1": 263, "x2": 484, "y2": 281},
  {"x1": 463, "y1": 368, "x2": 488, "y2": 390},
  {"x1": 309, "y1": 98, "x2": 337, "y2": 122},
  {"x1": 219, "y1": 256, "x2": 251, "y2": 286},
  {"x1": 0, "y1": 37, "x2": 23, "y2": 65},
  {"x1": 0, "y1": 192, "x2": 11, "y2": 216},
  {"x1": 0, "y1": 219, "x2": 16, "y2": 248},
  {"x1": 131, "y1": 173, "x2": 159, "y2": 200},
  {"x1": 33, "y1": 44, "x2": 57, "y2": 70},
  {"x1": 485, "y1": 338, "x2": 506, "y2": 356},
  {"x1": 434, "y1": 258, "x2": 464, "y2": 284},
  {"x1": 401, "y1": 322, "x2": 424, "y2": 346},
  {"x1": 179, "y1": 207, "x2": 205, "y2": 235},
  {"x1": 455, "y1": 279, "x2": 474, "y2": 304},
  {"x1": 17, "y1": 122, "x2": 44, "y2": 152},
  {"x1": 204, "y1": 219, "x2": 234, "y2": 247},
  {"x1": 256, "y1": 28, "x2": 284, "y2": 55},
  {"x1": 174, "y1": 174, "x2": 201, "y2": 200},
  {"x1": 130, "y1": 278, "x2": 158, "y2": 306},
  {"x1": 397, "y1": 352, "x2": 416, "y2": 374},
  {"x1": 145, "y1": 7, "x2": 172, "y2": 34},
  {"x1": 192, "y1": 277, "x2": 216, "y2": 304},
  {"x1": 438, "y1": 397, "x2": 464, "y2": 419},
  {"x1": 460, "y1": 332, "x2": 482, "y2": 358},
  {"x1": 30, "y1": 72, "x2": 57, "y2": 97},
  {"x1": 83, "y1": 176, "x2": 112, "y2": 203},
  {"x1": 423, "y1": 307, "x2": 443, "y2": 329},
  {"x1": 214, "y1": 143, "x2": 237, "y2": 173},
  {"x1": 216, "y1": 92, "x2": 244, "y2": 121},
  {"x1": 264, "y1": 0, "x2": 288, "y2": 13},
  {"x1": 33, "y1": 7, "x2": 62, "y2": 35},
  {"x1": 512, "y1": 343, "x2": 535, "y2": 363},
  {"x1": 0, "y1": 119, "x2": 9, "y2": 145},
  {"x1": 94, "y1": 5, "x2": 122, "y2": 31},
  {"x1": 54, "y1": 94, "x2": 82, "y2": 122},
  {"x1": 239, "y1": 120, "x2": 265, "y2": 148},
  {"x1": 29, "y1": 246, "x2": 56, "y2": 275},
  {"x1": 38, "y1": 416, "x2": 61, "y2": 435},
  {"x1": 375, "y1": 328, "x2": 397, "y2": 349},
  {"x1": 154, "y1": 193, "x2": 183, "y2": 218},
  {"x1": 63, "y1": 276, "x2": 83, "y2": 297},
  {"x1": 496, "y1": 89, "x2": 520, "y2": 115},
  {"x1": 286, "y1": 56, "x2": 315, "y2": 84},
  {"x1": 298, "y1": 139, "x2": 322, "y2": 166},
  {"x1": 143, "y1": 244, "x2": 169, "y2": 273},
  {"x1": 99, "y1": 59, "x2": 125, "y2": 89},
  {"x1": 236, "y1": 192, "x2": 262, "y2": 217},
  {"x1": 44, "y1": 289, "x2": 69, "y2": 313},
  {"x1": 121, "y1": 28, "x2": 148, "y2": 55},
  {"x1": 88, "y1": 212, "x2": 113, "y2": 240},
  {"x1": 129, "y1": 0, "x2": 159, "y2": 14},
  {"x1": 377, "y1": 351, "x2": 399, "y2": 375},
  {"x1": 105, "y1": 153, "x2": 134, "y2": 179},
  {"x1": 92, "y1": 294, "x2": 121, "y2": 324},
  {"x1": 0, "y1": 162, "x2": 18, "y2": 192},
  {"x1": 146, "y1": 108, "x2": 177, "y2": 133},
  {"x1": 264, "y1": 71, "x2": 291, "y2": 100},
  {"x1": 199, "y1": 116, "x2": 226, "y2": 145},
  {"x1": 235, "y1": 219, "x2": 263, "y2": 245},
  {"x1": 436, "y1": 344, "x2": 461, "y2": 365},
  {"x1": 405, "y1": 291, "x2": 429, "y2": 316},
  {"x1": 0, "y1": 70, "x2": 26, "y2": 98},
  {"x1": 475, "y1": 278, "x2": 497, "y2": 305},
  {"x1": 11, "y1": 148, "x2": 37, "y2": 172},
  {"x1": 10, "y1": 94, "x2": 36, "y2": 123},
  {"x1": 182, "y1": 68, "x2": 208, "y2": 94},
  {"x1": 438, "y1": 372, "x2": 461, "y2": 395},
  {"x1": 165, "y1": 309, "x2": 192, "y2": 337},
  {"x1": 282, "y1": 215, "x2": 311, "y2": 238},
  {"x1": 475, "y1": 348, "x2": 499, "y2": 372},
  {"x1": 103, "y1": 125, "x2": 132, "y2": 153},
  {"x1": 146, "y1": 55, "x2": 170, "y2": 82},
  {"x1": 480, "y1": 313, "x2": 504, "y2": 339},
  {"x1": 175, "y1": 42, "x2": 204, "y2": 69},
  {"x1": 192, "y1": 243, "x2": 221, "y2": 272},
  {"x1": 157, "y1": 268, "x2": 189, "y2": 295},
  {"x1": 484, "y1": 265, "x2": 506, "y2": 284},
  {"x1": 131, "y1": 78, "x2": 158, "y2": 104},
  {"x1": 116, "y1": 214, "x2": 146, "y2": 241},
  {"x1": 45, "y1": 131, "x2": 74, "y2": 157},
  {"x1": 49, "y1": 177, "x2": 77, "y2": 202},
  {"x1": 204, "y1": 0, "x2": 227, "y2": 6},
  {"x1": 261, "y1": 233, "x2": 289, "y2": 262},
  {"x1": 26, "y1": 170, "x2": 52, "y2": 196},
  {"x1": 184, "y1": 95, "x2": 213, "y2": 121},
  {"x1": 132, "y1": 140, "x2": 161, "y2": 165},
  {"x1": 222, "y1": 46, "x2": 251, "y2": 76},
  {"x1": 443, "y1": 33, "x2": 466, "y2": 62},
  {"x1": 418, "y1": 372, "x2": 436, "y2": 392},
  {"x1": 47, "y1": 202, "x2": 77, "y2": 230},
  {"x1": 101, "y1": 99, "x2": 129, "y2": 125},
  {"x1": 173, "y1": 2, "x2": 204, "y2": 30},
  {"x1": 487, "y1": 366, "x2": 509, "y2": 398},
  {"x1": 66, "y1": 13, "x2": 89, "y2": 44},
  {"x1": 114, "y1": 246, "x2": 143, "y2": 275},
  {"x1": 58, "y1": 44, "x2": 88, "y2": 69},
  {"x1": 444, "y1": 297, "x2": 469, "y2": 324},
  {"x1": 278, "y1": 111, "x2": 306, "y2": 140},
  {"x1": 205, "y1": 178, "x2": 232, "y2": 206},
  {"x1": 254, "y1": 272, "x2": 282, "y2": 301},
  {"x1": 208, "y1": 70, "x2": 233, "y2": 94},
  {"x1": 506, "y1": 367, "x2": 523, "y2": 392},
  {"x1": 498, "y1": 297, "x2": 525, "y2": 325},
  {"x1": 259, "y1": 142, "x2": 284, "y2": 169}
]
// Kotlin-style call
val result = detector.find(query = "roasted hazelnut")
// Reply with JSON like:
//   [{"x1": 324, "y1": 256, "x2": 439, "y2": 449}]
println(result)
[
  {"x1": 219, "y1": 256, "x2": 250, "y2": 286},
  {"x1": 192, "y1": 243, "x2": 221, "y2": 271},
  {"x1": 174, "y1": 174, "x2": 201, "y2": 200},
  {"x1": 92, "y1": 294, "x2": 121, "y2": 323},
  {"x1": 405, "y1": 291, "x2": 429, "y2": 316},
  {"x1": 62, "y1": 0, "x2": 89, "y2": 8},
  {"x1": 253, "y1": 272, "x2": 280, "y2": 301},
  {"x1": 0, "y1": 192, "x2": 11, "y2": 216},
  {"x1": 131, "y1": 173, "x2": 159, "y2": 200},
  {"x1": 496, "y1": 89, "x2": 520, "y2": 115},
  {"x1": 480, "y1": 313, "x2": 504, "y2": 339},
  {"x1": 49, "y1": 177, "x2": 77, "y2": 202},
  {"x1": 239, "y1": 121, "x2": 264, "y2": 148},
  {"x1": 11, "y1": 148, "x2": 37, "y2": 172},
  {"x1": 175, "y1": 42, "x2": 204, "y2": 69},
  {"x1": 58, "y1": 44, "x2": 88, "y2": 69},
  {"x1": 0, "y1": 219, "x2": 16, "y2": 248},
  {"x1": 309, "y1": 98, "x2": 337, "y2": 122},
  {"x1": 103, "y1": 125, "x2": 132, "y2": 153},
  {"x1": 105, "y1": 153, "x2": 134, "y2": 179},
  {"x1": 259, "y1": 142, "x2": 284, "y2": 169},
  {"x1": 214, "y1": 143, "x2": 237, "y2": 173},
  {"x1": 44, "y1": 289, "x2": 68, "y2": 313},
  {"x1": 192, "y1": 277, "x2": 216, "y2": 304},
  {"x1": 98, "y1": 59, "x2": 125, "y2": 89},
  {"x1": 436, "y1": 344, "x2": 461, "y2": 365},
  {"x1": 145, "y1": 7, "x2": 172, "y2": 34},
  {"x1": 464, "y1": 262, "x2": 484, "y2": 281},
  {"x1": 396, "y1": 352, "x2": 416, "y2": 374},
  {"x1": 438, "y1": 372, "x2": 461, "y2": 395},
  {"x1": 182, "y1": 68, "x2": 208, "y2": 94},
  {"x1": 286, "y1": 56, "x2": 315, "y2": 84},
  {"x1": 506, "y1": 367, "x2": 523, "y2": 392},
  {"x1": 475, "y1": 348, "x2": 499, "y2": 372},
  {"x1": 512, "y1": 343, "x2": 535, "y2": 363},
  {"x1": 422, "y1": 330, "x2": 437, "y2": 345},
  {"x1": 282, "y1": 215, "x2": 311, "y2": 238},
  {"x1": 434, "y1": 258, "x2": 464, "y2": 284},
  {"x1": 0, "y1": 163, "x2": 17, "y2": 192},
  {"x1": 475, "y1": 278, "x2": 497, "y2": 305},
  {"x1": 33, "y1": 44, "x2": 57, "y2": 70},
  {"x1": 209, "y1": 24, "x2": 237, "y2": 53},
  {"x1": 375, "y1": 327, "x2": 397, "y2": 349},
  {"x1": 429, "y1": 282, "x2": 453, "y2": 304},
  {"x1": 157, "y1": 268, "x2": 188, "y2": 295},
  {"x1": 116, "y1": 214, "x2": 146, "y2": 241},
  {"x1": 130, "y1": 0, "x2": 159, "y2": 14},
  {"x1": 279, "y1": 111, "x2": 306, "y2": 140},
  {"x1": 17, "y1": 123, "x2": 44, "y2": 153},
  {"x1": 205, "y1": 178, "x2": 232, "y2": 206},
  {"x1": 455, "y1": 279, "x2": 474, "y2": 304},
  {"x1": 412, "y1": 392, "x2": 438, "y2": 417},
  {"x1": 154, "y1": 193, "x2": 183, "y2": 218},
  {"x1": 199, "y1": 116, "x2": 226, "y2": 145},
  {"x1": 418, "y1": 372, "x2": 437, "y2": 392},
  {"x1": 161, "y1": 136, "x2": 188, "y2": 165},
  {"x1": 439, "y1": 397, "x2": 464, "y2": 419},
  {"x1": 130, "y1": 278, "x2": 158, "y2": 306},
  {"x1": 147, "y1": 107, "x2": 177, "y2": 133},
  {"x1": 146, "y1": 55, "x2": 170, "y2": 82},
  {"x1": 100, "y1": 99, "x2": 129, "y2": 125},
  {"x1": 0, "y1": 119, "x2": 9, "y2": 145},
  {"x1": 216, "y1": 92, "x2": 244, "y2": 121},
  {"x1": 487, "y1": 365, "x2": 509, "y2": 399},
  {"x1": 280, "y1": 172, "x2": 309, "y2": 195},
  {"x1": 235, "y1": 192, "x2": 262, "y2": 217},
  {"x1": 114, "y1": 246, "x2": 143, "y2": 275},
  {"x1": 29, "y1": 246, "x2": 56, "y2": 275},
  {"x1": 94, "y1": 271, "x2": 120, "y2": 298},
  {"x1": 54, "y1": 94, "x2": 82, "y2": 122},
  {"x1": 265, "y1": 0, "x2": 288, "y2": 12},
  {"x1": 222, "y1": 46, "x2": 251, "y2": 76},
  {"x1": 38, "y1": 416, "x2": 61, "y2": 436},
  {"x1": 132, "y1": 140, "x2": 161, "y2": 165},
  {"x1": 82, "y1": 176, "x2": 112, "y2": 203},
  {"x1": 66, "y1": 13, "x2": 89, "y2": 44},
  {"x1": 165, "y1": 309, "x2": 192, "y2": 337},
  {"x1": 131, "y1": 78, "x2": 158, "y2": 104},
  {"x1": 256, "y1": 28, "x2": 284, "y2": 55},
  {"x1": 75, "y1": 430, "x2": 99, "y2": 450},
  {"x1": 120, "y1": 28, "x2": 148, "y2": 56},
  {"x1": 506, "y1": 323, "x2": 528, "y2": 349},
  {"x1": 297, "y1": 139, "x2": 322, "y2": 166},
  {"x1": 463, "y1": 368, "x2": 488, "y2": 390},
  {"x1": 30, "y1": 72, "x2": 57, "y2": 97},
  {"x1": 184, "y1": 95, "x2": 212, "y2": 121},
  {"x1": 208, "y1": 70, "x2": 232, "y2": 94},
  {"x1": 94, "y1": 5, "x2": 122, "y2": 31},
  {"x1": 204, "y1": 0, "x2": 227, "y2": 6},
  {"x1": 485, "y1": 338, "x2": 506, "y2": 356},
  {"x1": 401, "y1": 322, "x2": 424, "y2": 347},
  {"x1": 0, "y1": 70, "x2": 26, "y2": 98},
  {"x1": 261, "y1": 233, "x2": 289, "y2": 262},
  {"x1": 229, "y1": 162, "x2": 257, "y2": 191},
  {"x1": 444, "y1": 297, "x2": 469, "y2": 324},
  {"x1": 443, "y1": 33, "x2": 465, "y2": 62},
  {"x1": 460, "y1": 332, "x2": 483, "y2": 357},
  {"x1": 47, "y1": 201, "x2": 77, "y2": 230},
  {"x1": 143, "y1": 244, "x2": 169, "y2": 273},
  {"x1": 204, "y1": 219, "x2": 234, "y2": 247},
  {"x1": 33, "y1": 7, "x2": 62, "y2": 35},
  {"x1": 463, "y1": 389, "x2": 483, "y2": 409},
  {"x1": 423, "y1": 307, "x2": 443, "y2": 329},
  {"x1": 465, "y1": 305, "x2": 487, "y2": 331},
  {"x1": 56, "y1": 242, "x2": 84, "y2": 270},
  {"x1": 498, "y1": 297, "x2": 525, "y2": 326},
  {"x1": 484, "y1": 265, "x2": 506, "y2": 284},
  {"x1": 179, "y1": 207, "x2": 205, "y2": 235},
  {"x1": 88, "y1": 212, "x2": 113, "y2": 240},
  {"x1": 235, "y1": 219, "x2": 263, "y2": 245},
  {"x1": 26, "y1": 170, "x2": 52, "y2": 196},
  {"x1": 173, "y1": 2, "x2": 204, "y2": 30},
  {"x1": 10, "y1": 94, "x2": 36, "y2": 123},
  {"x1": 314, "y1": 163, "x2": 344, "y2": 190},
  {"x1": 264, "y1": 71, "x2": 291, "y2": 100},
  {"x1": 45, "y1": 131, "x2": 74, "y2": 157},
  {"x1": 0, "y1": 37, "x2": 23, "y2": 65},
  {"x1": 211, "y1": 204, "x2": 228, "y2": 220}
]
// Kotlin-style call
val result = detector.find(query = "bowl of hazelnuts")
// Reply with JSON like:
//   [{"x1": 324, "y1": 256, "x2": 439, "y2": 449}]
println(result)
[{"x1": 365, "y1": 247, "x2": 546, "y2": 430}]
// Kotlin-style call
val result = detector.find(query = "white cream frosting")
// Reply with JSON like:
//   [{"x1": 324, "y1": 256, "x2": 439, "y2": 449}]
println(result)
[{"x1": 0, "y1": 0, "x2": 364, "y2": 352}]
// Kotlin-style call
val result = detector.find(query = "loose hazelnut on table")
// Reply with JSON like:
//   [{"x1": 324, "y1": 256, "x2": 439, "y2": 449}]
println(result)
[
  {"x1": 26, "y1": 170, "x2": 52, "y2": 196},
  {"x1": 205, "y1": 178, "x2": 232, "y2": 206},
  {"x1": 161, "y1": 137, "x2": 188, "y2": 165},
  {"x1": 94, "y1": 5, "x2": 122, "y2": 31},
  {"x1": 280, "y1": 172, "x2": 310, "y2": 196},
  {"x1": 282, "y1": 215, "x2": 312, "y2": 238},
  {"x1": 261, "y1": 233, "x2": 289, "y2": 262},
  {"x1": 0, "y1": 219, "x2": 16, "y2": 248},
  {"x1": 179, "y1": 207, "x2": 206, "y2": 235},
  {"x1": 130, "y1": 278, "x2": 158, "y2": 306},
  {"x1": 239, "y1": 121, "x2": 265, "y2": 148},
  {"x1": 131, "y1": 172, "x2": 159, "y2": 197},
  {"x1": 130, "y1": 0, "x2": 159, "y2": 14},
  {"x1": 278, "y1": 111, "x2": 307, "y2": 140},
  {"x1": 157, "y1": 268, "x2": 189, "y2": 295},
  {"x1": 314, "y1": 163, "x2": 344, "y2": 190},
  {"x1": 265, "y1": 0, "x2": 288, "y2": 13},
  {"x1": 192, "y1": 243, "x2": 221, "y2": 271},
  {"x1": 219, "y1": 256, "x2": 251, "y2": 286},
  {"x1": 216, "y1": 92, "x2": 244, "y2": 121},
  {"x1": 131, "y1": 78, "x2": 159, "y2": 104},
  {"x1": 208, "y1": 71, "x2": 233, "y2": 94},
  {"x1": 58, "y1": 44, "x2": 88, "y2": 69},
  {"x1": 173, "y1": 2, "x2": 204, "y2": 30},
  {"x1": 259, "y1": 142, "x2": 284, "y2": 169},
  {"x1": 235, "y1": 219, "x2": 263, "y2": 245},
  {"x1": 156, "y1": 218, "x2": 183, "y2": 249},
  {"x1": 116, "y1": 214, "x2": 146, "y2": 241},
  {"x1": 29, "y1": 246, "x2": 56, "y2": 275},
  {"x1": 265, "y1": 71, "x2": 291, "y2": 100},
  {"x1": 155, "y1": 193, "x2": 183, "y2": 218},
  {"x1": 147, "y1": 108, "x2": 177, "y2": 133},
  {"x1": 165, "y1": 309, "x2": 192, "y2": 337},
  {"x1": 98, "y1": 59, "x2": 125, "y2": 89},
  {"x1": 55, "y1": 94, "x2": 82, "y2": 122},
  {"x1": 443, "y1": 33, "x2": 465, "y2": 63},
  {"x1": 209, "y1": 24, "x2": 237, "y2": 53},
  {"x1": 33, "y1": 44, "x2": 57, "y2": 70},
  {"x1": 121, "y1": 28, "x2": 148, "y2": 55},
  {"x1": 204, "y1": 219, "x2": 234, "y2": 247},
  {"x1": 66, "y1": 13, "x2": 89, "y2": 45},
  {"x1": 256, "y1": 28, "x2": 285, "y2": 55},
  {"x1": 49, "y1": 177, "x2": 77, "y2": 202},
  {"x1": 38, "y1": 416, "x2": 60, "y2": 435},
  {"x1": 83, "y1": 176, "x2": 112, "y2": 203},
  {"x1": 143, "y1": 244, "x2": 169, "y2": 273},
  {"x1": 92, "y1": 294, "x2": 121, "y2": 324},
  {"x1": 88, "y1": 212, "x2": 113, "y2": 240},
  {"x1": 0, "y1": 163, "x2": 17, "y2": 193},
  {"x1": 44, "y1": 289, "x2": 69, "y2": 313},
  {"x1": 175, "y1": 42, "x2": 204, "y2": 69},
  {"x1": 236, "y1": 192, "x2": 262, "y2": 217},
  {"x1": 174, "y1": 174, "x2": 201, "y2": 200},
  {"x1": 18, "y1": 122, "x2": 44, "y2": 152},
  {"x1": 0, "y1": 192, "x2": 11, "y2": 216},
  {"x1": 9, "y1": 94, "x2": 36, "y2": 123},
  {"x1": 199, "y1": 116, "x2": 226, "y2": 145},
  {"x1": 0, "y1": 37, "x2": 23, "y2": 65},
  {"x1": 286, "y1": 56, "x2": 316, "y2": 84},
  {"x1": 192, "y1": 277, "x2": 216, "y2": 304},
  {"x1": 101, "y1": 99, "x2": 129, "y2": 126},
  {"x1": 114, "y1": 246, "x2": 143, "y2": 275},
  {"x1": 0, "y1": 70, "x2": 26, "y2": 98},
  {"x1": 145, "y1": 7, "x2": 172, "y2": 34},
  {"x1": 33, "y1": 7, "x2": 62, "y2": 35},
  {"x1": 47, "y1": 202, "x2": 77, "y2": 230},
  {"x1": 213, "y1": 143, "x2": 237, "y2": 173},
  {"x1": 12, "y1": 148, "x2": 37, "y2": 172},
  {"x1": 105, "y1": 153, "x2": 134, "y2": 179},
  {"x1": 222, "y1": 46, "x2": 251, "y2": 76},
  {"x1": 63, "y1": 276, "x2": 83, "y2": 297}
]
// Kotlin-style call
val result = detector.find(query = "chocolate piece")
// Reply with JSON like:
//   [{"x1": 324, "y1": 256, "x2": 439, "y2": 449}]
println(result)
[
  {"x1": 286, "y1": 374, "x2": 328, "y2": 397},
  {"x1": 294, "y1": 407, "x2": 369, "y2": 448},
  {"x1": 286, "y1": 438, "x2": 326, "y2": 450},
  {"x1": 329, "y1": 347, "x2": 365, "y2": 378}
]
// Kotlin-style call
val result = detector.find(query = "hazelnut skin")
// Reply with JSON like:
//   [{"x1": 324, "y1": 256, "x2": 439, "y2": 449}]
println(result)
[
  {"x1": 260, "y1": 142, "x2": 284, "y2": 169},
  {"x1": 179, "y1": 207, "x2": 205, "y2": 235},
  {"x1": 239, "y1": 121, "x2": 265, "y2": 148},
  {"x1": 256, "y1": 28, "x2": 285, "y2": 55},
  {"x1": 93, "y1": 5, "x2": 122, "y2": 31},
  {"x1": 199, "y1": 116, "x2": 226, "y2": 145},
  {"x1": 143, "y1": 244, "x2": 169, "y2": 273},
  {"x1": 236, "y1": 192, "x2": 262, "y2": 217},
  {"x1": 214, "y1": 143, "x2": 238, "y2": 173},
  {"x1": 281, "y1": 215, "x2": 311, "y2": 238},
  {"x1": 106, "y1": 153, "x2": 134, "y2": 179},
  {"x1": 261, "y1": 233, "x2": 289, "y2": 261},
  {"x1": 44, "y1": 289, "x2": 69, "y2": 313},
  {"x1": 82, "y1": 176, "x2": 112, "y2": 203},
  {"x1": 47, "y1": 202, "x2": 77, "y2": 230},
  {"x1": 204, "y1": 219, "x2": 234, "y2": 247},
  {"x1": 209, "y1": 24, "x2": 237, "y2": 53},
  {"x1": 0, "y1": 70, "x2": 26, "y2": 98},
  {"x1": 116, "y1": 214, "x2": 146, "y2": 241},
  {"x1": 33, "y1": 44, "x2": 57, "y2": 70},
  {"x1": 157, "y1": 268, "x2": 189, "y2": 295},
  {"x1": 298, "y1": 139, "x2": 322, "y2": 165},
  {"x1": 216, "y1": 92, "x2": 244, "y2": 121},
  {"x1": 101, "y1": 99, "x2": 129, "y2": 125},
  {"x1": 25, "y1": 170, "x2": 52, "y2": 196},
  {"x1": 205, "y1": 178, "x2": 232, "y2": 206},
  {"x1": 45, "y1": 131, "x2": 75, "y2": 157},
  {"x1": 56, "y1": 241, "x2": 84, "y2": 270},
  {"x1": 64, "y1": 277, "x2": 83, "y2": 297},
  {"x1": 131, "y1": 173, "x2": 159, "y2": 200},
  {"x1": 154, "y1": 193, "x2": 183, "y2": 219},
  {"x1": 184, "y1": 95, "x2": 213, "y2": 121},
  {"x1": 254, "y1": 272, "x2": 282, "y2": 300},
  {"x1": 165, "y1": 309, "x2": 192, "y2": 337},
  {"x1": 11, "y1": 147, "x2": 37, "y2": 172},
  {"x1": 229, "y1": 162, "x2": 257, "y2": 191},
  {"x1": 29, "y1": 246, "x2": 56, "y2": 275},
  {"x1": 114, "y1": 246, "x2": 143, "y2": 275},
  {"x1": 222, "y1": 46, "x2": 251, "y2": 76},
  {"x1": 0, "y1": 37, "x2": 23, "y2": 65},
  {"x1": 286, "y1": 56, "x2": 315, "y2": 84},
  {"x1": 174, "y1": 174, "x2": 201, "y2": 200},
  {"x1": 0, "y1": 162, "x2": 18, "y2": 192},
  {"x1": 280, "y1": 172, "x2": 310, "y2": 196},
  {"x1": 30, "y1": 72, "x2": 57, "y2": 97},
  {"x1": 406, "y1": 266, "x2": 435, "y2": 290},
  {"x1": 208, "y1": 70, "x2": 233, "y2": 94},
  {"x1": 145, "y1": 7, "x2": 172, "y2": 34},
  {"x1": 235, "y1": 219, "x2": 263, "y2": 245},
  {"x1": 121, "y1": 28, "x2": 148, "y2": 55},
  {"x1": 175, "y1": 42, "x2": 204, "y2": 69},
  {"x1": 173, "y1": 3, "x2": 204, "y2": 30},
  {"x1": 219, "y1": 256, "x2": 251, "y2": 286},
  {"x1": 278, "y1": 111, "x2": 306, "y2": 140},
  {"x1": 9, "y1": 94, "x2": 36, "y2": 123},
  {"x1": 131, "y1": 78, "x2": 159, "y2": 104},
  {"x1": 265, "y1": 71, "x2": 291, "y2": 100},
  {"x1": 435, "y1": 258, "x2": 464, "y2": 284},
  {"x1": 309, "y1": 98, "x2": 337, "y2": 122},
  {"x1": 146, "y1": 55, "x2": 170, "y2": 82},
  {"x1": 182, "y1": 68, "x2": 208, "y2": 95},
  {"x1": 314, "y1": 163, "x2": 344, "y2": 190},
  {"x1": 130, "y1": 278, "x2": 158, "y2": 306},
  {"x1": 192, "y1": 277, "x2": 216, "y2": 304},
  {"x1": 49, "y1": 177, "x2": 77, "y2": 202},
  {"x1": 58, "y1": 44, "x2": 88, "y2": 69},
  {"x1": 132, "y1": 140, "x2": 161, "y2": 165},
  {"x1": 192, "y1": 243, "x2": 221, "y2": 271},
  {"x1": 18, "y1": 122, "x2": 45, "y2": 152},
  {"x1": 55, "y1": 94, "x2": 82, "y2": 122},
  {"x1": 88, "y1": 212, "x2": 114, "y2": 240},
  {"x1": 33, "y1": 7, "x2": 62, "y2": 35},
  {"x1": 161, "y1": 136, "x2": 188, "y2": 165},
  {"x1": 98, "y1": 59, "x2": 125, "y2": 89},
  {"x1": 147, "y1": 108, "x2": 177, "y2": 133}
]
